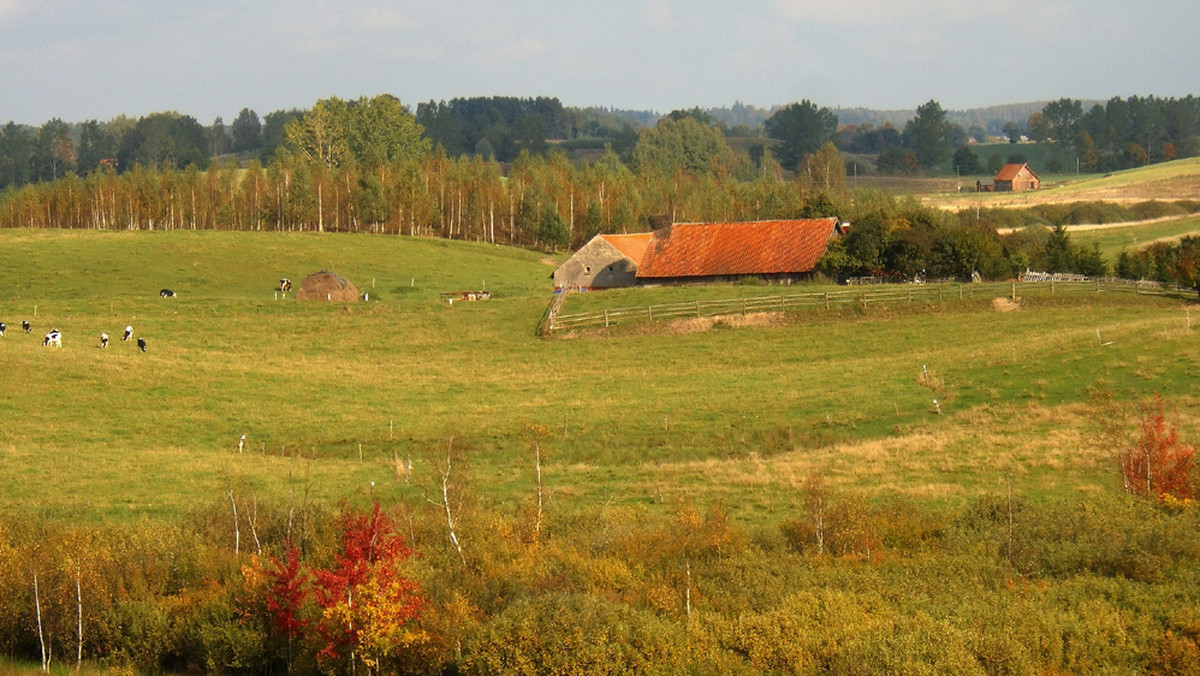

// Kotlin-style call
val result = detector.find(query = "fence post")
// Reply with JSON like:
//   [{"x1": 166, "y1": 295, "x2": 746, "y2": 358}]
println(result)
[
  {"x1": 908, "y1": 289, "x2": 912, "y2": 303},
  {"x1": 742, "y1": 298, "x2": 747, "y2": 315},
  {"x1": 604, "y1": 310, "x2": 610, "y2": 327},
  {"x1": 780, "y1": 296, "x2": 786, "y2": 312},
  {"x1": 824, "y1": 292, "x2": 829, "y2": 310},
  {"x1": 959, "y1": 286, "x2": 963, "y2": 300},
  {"x1": 1011, "y1": 280, "x2": 1016, "y2": 301},
  {"x1": 1096, "y1": 278, "x2": 1101, "y2": 293},
  {"x1": 1051, "y1": 279, "x2": 1055, "y2": 295}
]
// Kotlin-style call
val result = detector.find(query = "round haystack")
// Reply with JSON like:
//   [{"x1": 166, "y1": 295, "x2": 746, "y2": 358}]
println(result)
[{"x1": 296, "y1": 270, "x2": 360, "y2": 302}]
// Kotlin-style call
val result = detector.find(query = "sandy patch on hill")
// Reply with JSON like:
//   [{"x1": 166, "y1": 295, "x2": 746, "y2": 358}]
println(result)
[
  {"x1": 992, "y1": 297, "x2": 1021, "y2": 312},
  {"x1": 661, "y1": 312, "x2": 787, "y2": 335},
  {"x1": 540, "y1": 257, "x2": 558, "y2": 266}
]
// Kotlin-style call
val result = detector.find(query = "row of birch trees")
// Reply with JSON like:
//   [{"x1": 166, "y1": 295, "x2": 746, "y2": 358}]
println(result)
[{"x1": 0, "y1": 148, "x2": 822, "y2": 248}]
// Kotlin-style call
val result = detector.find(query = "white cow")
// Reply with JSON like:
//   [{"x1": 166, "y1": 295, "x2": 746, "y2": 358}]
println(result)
[
  {"x1": 43, "y1": 329, "x2": 61, "y2": 348},
  {"x1": 123, "y1": 325, "x2": 133, "y2": 342},
  {"x1": 100, "y1": 332, "x2": 109, "y2": 349}
]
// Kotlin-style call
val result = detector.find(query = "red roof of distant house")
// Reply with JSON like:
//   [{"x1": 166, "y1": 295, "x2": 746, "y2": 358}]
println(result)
[
  {"x1": 600, "y1": 233, "x2": 653, "y2": 266},
  {"x1": 994, "y1": 163, "x2": 1038, "y2": 181},
  {"x1": 636, "y1": 218, "x2": 839, "y2": 279}
]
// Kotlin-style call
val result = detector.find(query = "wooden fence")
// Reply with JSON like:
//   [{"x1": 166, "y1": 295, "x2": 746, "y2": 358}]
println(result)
[{"x1": 544, "y1": 278, "x2": 1193, "y2": 333}]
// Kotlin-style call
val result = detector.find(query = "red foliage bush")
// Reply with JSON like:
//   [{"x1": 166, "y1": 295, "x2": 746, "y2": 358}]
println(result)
[{"x1": 1120, "y1": 394, "x2": 1195, "y2": 502}]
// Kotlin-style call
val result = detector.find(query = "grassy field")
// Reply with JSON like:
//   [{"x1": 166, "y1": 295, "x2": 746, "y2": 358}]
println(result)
[
  {"x1": 921, "y1": 156, "x2": 1200, "y2": 210},
  {"x1": 3, "y1": 229, "x2": 1198, "y2": 527},
  {"x1": 1067, "y1": 214, "x2": 1200, "y2": 259}
]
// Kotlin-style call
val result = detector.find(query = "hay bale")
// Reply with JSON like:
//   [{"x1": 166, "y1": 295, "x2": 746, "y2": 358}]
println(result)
[{"x1": 296, "y1": 270, "x2": 359, "y2": 302}]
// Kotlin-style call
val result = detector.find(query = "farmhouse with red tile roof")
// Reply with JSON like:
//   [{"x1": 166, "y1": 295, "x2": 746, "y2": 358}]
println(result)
[{"x1": 552, "y1": 218, "x2": 843, "y2": 289}]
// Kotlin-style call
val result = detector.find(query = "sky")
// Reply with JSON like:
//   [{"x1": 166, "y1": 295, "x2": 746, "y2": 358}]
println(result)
[{"x1": 1, "y1": 0, "x2": 1198, "y2": 125}]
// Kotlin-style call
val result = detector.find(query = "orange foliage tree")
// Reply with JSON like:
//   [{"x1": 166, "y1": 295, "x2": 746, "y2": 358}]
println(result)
[{"x1": 1120, "y1": 395, "x2": 1194, "y2": 502}]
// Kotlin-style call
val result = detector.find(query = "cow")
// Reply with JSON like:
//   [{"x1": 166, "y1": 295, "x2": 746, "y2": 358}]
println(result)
[
  {"x1": 22, "y1": 320, "x2": 30, "y2": 333},
  {"x1": 100, "y1": 332, "x2": 109, "y2": 349},
  {"x1": 279, "y1": 278, "x2": 292, "y2": 292},
  {"x1": 0, "y1": 322, "x2": 5, "y2": 336},
  {"x1": 160, "y1": 289, "x2": 176, "y2": 298},
  {"x1": 123, "y1": 326, "x2": 133, "y2": 342},
  {"x1": 43, "y1": 329, "x2": 61, "y2": 348},
  {"x1": 137, "y1": 337, "x2": 147, "y2": 353}
]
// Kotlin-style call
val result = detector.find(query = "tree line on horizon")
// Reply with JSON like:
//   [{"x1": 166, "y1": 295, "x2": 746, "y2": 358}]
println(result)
[
  {"x1": 2, "y1": 93, "x2": 1200, "y2": 285},
  {"x1": 3, "y1": 93, "x2": 1198, "y2": 187}
]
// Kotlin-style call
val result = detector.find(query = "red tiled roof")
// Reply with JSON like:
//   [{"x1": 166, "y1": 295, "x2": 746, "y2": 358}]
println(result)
[
  {"x1": 635, "y1": 218, "x2": 839, "y2": 279},
  {"x1": 994, "y1": 163, "x2": 1037, "y2": 181},
  {"x1": 600, "y1": 233, "x2": 653, "y2": 265}
]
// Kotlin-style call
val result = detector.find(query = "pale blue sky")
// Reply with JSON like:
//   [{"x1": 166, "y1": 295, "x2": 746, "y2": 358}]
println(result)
[{"x1": 1, "y1": 0, "x2": 1197, "y2": 125}]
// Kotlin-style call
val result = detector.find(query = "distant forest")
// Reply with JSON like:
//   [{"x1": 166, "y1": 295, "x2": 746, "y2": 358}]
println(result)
[
  {"x1": 2, "y1": 94, "x2": 1198, "y2": 190},
  {"x1": 2, "y1": 93, "x2": 1200, "y2": 285}
]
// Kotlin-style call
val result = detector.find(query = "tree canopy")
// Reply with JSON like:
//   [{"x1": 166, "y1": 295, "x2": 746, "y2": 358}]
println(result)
[{"x1": 764, "y1": 100, "x2": 838, "y2": 171}]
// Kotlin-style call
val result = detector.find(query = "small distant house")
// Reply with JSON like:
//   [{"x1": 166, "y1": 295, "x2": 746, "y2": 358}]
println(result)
[
  {"x1": 552, "y1": 218, "x2": 843, "y2": 289},
  {"x1": 993, "y1": 163, "x2": 1040, "y2": 192},
  {"x1": 551, "y1": 233, "x2": 653, "y2": 289}
]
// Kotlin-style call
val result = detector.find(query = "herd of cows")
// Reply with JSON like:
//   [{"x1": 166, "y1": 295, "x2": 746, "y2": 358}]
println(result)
[
  {"x1": 2, "y1": 317, "x2": 148, "y2": 353},
  {"x1": 4, "y1": 280, "x2": 293, "y2": 354}
]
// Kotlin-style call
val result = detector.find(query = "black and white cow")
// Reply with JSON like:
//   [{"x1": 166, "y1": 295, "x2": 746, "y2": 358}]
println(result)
[
  {"x1": 279, "y1": 278, "x2": 292, "y2": 292},
  {"x1": 137, "y1": 337, "x2": 147, "y2": 353},
  {"x1": 22, "y1": 320, "x2": 30, "y2": 333},
  {"x1": 123, "y1": 325, "x2": 133, "y2": 342},
  {"x1": 100, "y1": 332, "x2": 109, "y2": 349},
  {"x1": 0, "y1": 322, "x2": 5, "y2": 336},
  {"x1": 43, "y1": 329, "x2": 61, "y2": 348},
  {"x1": 160, "y1": 288, "x2": 176, "y2": 298}
]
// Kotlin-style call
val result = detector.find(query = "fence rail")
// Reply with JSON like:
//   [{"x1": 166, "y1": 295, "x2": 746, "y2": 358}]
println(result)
[{"x1": 545, "y1": 278, "x2": 1193, "y2": 333}]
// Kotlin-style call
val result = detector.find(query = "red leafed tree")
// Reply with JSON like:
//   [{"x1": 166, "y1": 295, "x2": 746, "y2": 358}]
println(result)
[
  {"x1": 265, "y1": 541, "x2": 310, "y2": 672},
  {"x1": 313, "y1": 501, "x2": 425, "y2": 669},
  {"x1": 1120, "y1": 394, "x2": 1194, "y2": 501}
]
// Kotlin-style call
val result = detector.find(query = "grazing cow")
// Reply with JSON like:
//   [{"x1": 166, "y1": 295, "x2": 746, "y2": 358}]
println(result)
[
  {"x1": 279, "y1": 278, "x2": 292, "y2": 292},
  {"x1": 123, "y1": 326, "x2": 133, "y2": 342},
  {"x1": 137, "y1": 337, "x2": 147, "y2": 353},
  {"x1": 160, "y1": 288, "x2": 176, "y2": 298},
  {"x1": 100, "y1": 332, "x2": 109, "y2": 349},
  {"x1": 22, "y1": 320, "x2": 31, "y2": 333},
  {"x1": 0, "y1": 322, "x2": 5, "y2": 336},
  {"x1": 43, "y1": 329, "x2": 61, "y2": 348}
]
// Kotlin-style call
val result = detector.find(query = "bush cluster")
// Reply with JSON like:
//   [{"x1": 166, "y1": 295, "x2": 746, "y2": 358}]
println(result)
[{"x1": 3, "y1": 479, "x2": 1200, "y2": 673}]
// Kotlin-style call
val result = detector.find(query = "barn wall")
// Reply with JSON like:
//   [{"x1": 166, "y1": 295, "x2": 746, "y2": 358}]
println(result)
[{"x1": 552, "y1": 238, "x2": 638, "y2": 289}]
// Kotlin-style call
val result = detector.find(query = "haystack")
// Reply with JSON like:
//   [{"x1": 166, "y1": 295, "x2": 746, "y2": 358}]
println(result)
[{"x1": 296, "y1": 270, "x2": 359, "y2": 302}]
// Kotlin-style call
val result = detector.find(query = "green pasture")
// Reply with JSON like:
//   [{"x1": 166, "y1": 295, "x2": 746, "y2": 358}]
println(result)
[
  {"x1": 2, "y1": 230, "x2": 1198, "y2": 525},
  {"x1": 1068, "y1": 214, "x2": 1200, "y2": 259}
]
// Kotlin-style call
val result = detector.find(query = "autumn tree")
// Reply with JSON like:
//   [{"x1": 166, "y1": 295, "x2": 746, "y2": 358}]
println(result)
[
  {"x1": 1119, "y1": 394, "x2": 1194, "y2": 502},
  {"x1": 265, "y1": 542, "x2": 310, "y2": 674},
  {"x1": 311, "y1": 501, "x2": 426, "y2": 672}
]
